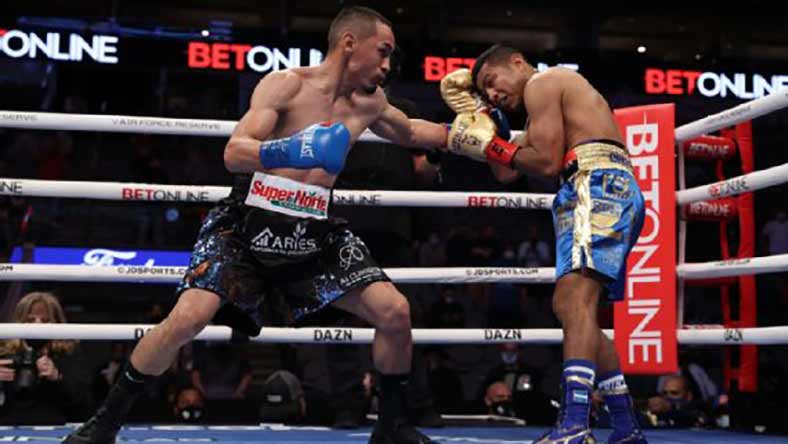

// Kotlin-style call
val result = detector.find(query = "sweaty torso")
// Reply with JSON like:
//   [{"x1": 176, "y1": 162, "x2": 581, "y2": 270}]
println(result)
[
  {"x1": 261, "y1": 67, "x2": 385, "y2": 188},
  {"x1": 526, "y1": 68, "x2": 622, "y2": 153}
]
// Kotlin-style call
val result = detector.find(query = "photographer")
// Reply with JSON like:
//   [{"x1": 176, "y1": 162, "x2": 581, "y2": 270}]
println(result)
[{"x1": 0, "y1": 292, "x2": 92, "y2": 424}]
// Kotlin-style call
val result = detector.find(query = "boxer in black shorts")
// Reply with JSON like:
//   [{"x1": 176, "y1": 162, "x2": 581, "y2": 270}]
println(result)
[
  {"x1": 177, "y1": 175, "x2": 390, "y2": 333},
  {"x1": 64, "y1": 6, "x2": 447, "y2": 444}
]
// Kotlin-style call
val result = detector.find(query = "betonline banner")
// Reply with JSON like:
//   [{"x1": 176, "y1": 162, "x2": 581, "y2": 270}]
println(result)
[
  {"x1": 10, "y1": 246, "x2": 189, "y2": 267},
  {"x1": 0, "y1": 28, "x2": 118, "y2": 64},
  {"x1": 613, "y1": 104, "x2": 678, "y2": 375},
  {"x1": 187, "y1": 41, "x2": 322, "y2": 72},
  {"x1": 645, "y1": 68, "x2": 788, "y2": 99}
]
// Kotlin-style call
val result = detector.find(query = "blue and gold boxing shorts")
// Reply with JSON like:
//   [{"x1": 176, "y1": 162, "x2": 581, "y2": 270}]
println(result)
[{"x1": 552, "y1": 140, "x2": 645, "y2": 301}]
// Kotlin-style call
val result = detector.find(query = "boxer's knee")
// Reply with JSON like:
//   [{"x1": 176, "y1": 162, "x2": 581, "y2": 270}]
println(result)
[
  {"x1": 376, "y1": 290, "x2": 412, "y2": 334},
  {"x1": 161, "y1": 289, "x2": 219, "y2": 345},
  {"x1": 553, "y1": 271, "x2": 600, "y2": 327}
]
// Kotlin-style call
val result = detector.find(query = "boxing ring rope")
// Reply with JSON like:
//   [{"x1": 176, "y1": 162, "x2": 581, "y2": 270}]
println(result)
[
  {"x1": 674, "y1": 88, "x2": 788, "y2": 142},
  {"x1": 0, "y1": 110, "x2": 389, "y2": 143},
  {"x1": 1, "y1": 253, "x2": 787, "y2": 284},
  {"x1": 675, "y1": 162, "x2": 788, "y2": 205},
  {"x1": 3, "y1": 87, "x2": 787, "y2": 141},
  {"x1": 2, "y1": 161, "x2": 786, "y2": 205},
  {"x1": 1, "y1": 323, "x2": 787, "y2": 345},
  {"x1": 0, "y1": 178, "x2": 555, "y2": 209},
  {"x1": 0, "y1": 264, "x2": 557, "y2": 284}
]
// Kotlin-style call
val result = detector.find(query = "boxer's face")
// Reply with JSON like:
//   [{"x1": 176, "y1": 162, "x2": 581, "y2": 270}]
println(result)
[
  {"x1": 348, "y1": 21, "x2": 394, "y2": 93},
  {"x1": 476, "y1": 59, "x2": 525, "y2": 112}
]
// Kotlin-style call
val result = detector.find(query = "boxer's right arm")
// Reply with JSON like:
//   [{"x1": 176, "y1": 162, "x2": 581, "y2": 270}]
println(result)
[{"x1": 223, "y1": 71, "x2": 301, "y2": 173}]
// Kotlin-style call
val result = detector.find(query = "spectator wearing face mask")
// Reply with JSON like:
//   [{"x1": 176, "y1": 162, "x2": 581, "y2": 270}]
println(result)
[
  {"x1": 479, "y1": 343, "x2": 556, "y2": 425},
  {"x1": 484, "y1": 382, "x2": 516, "y2": 418},
  {"x1": 172, "y1": 386, "x2": 205, "y2": 423},
  {"x1": 646, "y1": 375, "x2": 709, "y2": 428}
]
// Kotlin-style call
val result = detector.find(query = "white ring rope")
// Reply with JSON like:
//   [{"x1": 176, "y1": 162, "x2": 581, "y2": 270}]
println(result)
[
  {"x1": 3, "y1": 165, "x2": 784, "y2": 205},
  {"x1": 675, "y1": 162, "x2": 788, "y2": 205},
  {"x1": 1, "y1": 323, "x2": 786, "y2": 345},
  {"x1": 675, "y1": 88, "x2": 788, "y2": 142},
  {"x1": 1, "y1": 254, "x2": 786, "y2": 284},
  {"x1": 3, "y1": 88, "x2": 785, "y2": 145},
  {"x1": 676, "y1": 253, "x2": 788, "y2": 279},
  {"x1": 0, "y1": 110, "x2": 436, "y2": 143},
  {"x1": 6, "y1": 88, "x2": 787, "y2": 144},
  {"x1": 0, "y1": 264, "x2": 558, "y2": 284},
  {"x1": 0, "y1": 178, "x2": 555, "y2": 209}
]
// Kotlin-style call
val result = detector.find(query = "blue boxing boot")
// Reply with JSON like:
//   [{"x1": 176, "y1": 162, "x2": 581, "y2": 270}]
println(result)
[
  {"x1": 535, "y1": 360, "x2": 597, "y2": 444},
  {"x1": 597, "y1": 370, "x2": 648, "y2": 444}
]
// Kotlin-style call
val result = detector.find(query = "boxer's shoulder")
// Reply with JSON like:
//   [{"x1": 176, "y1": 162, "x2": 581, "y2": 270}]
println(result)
[
  {"x1": 257, "y1": 69, "x2": 304, "y2": 95},
  {"x1": 251, "y1": 69, "x2": 304, "y2": 110}
]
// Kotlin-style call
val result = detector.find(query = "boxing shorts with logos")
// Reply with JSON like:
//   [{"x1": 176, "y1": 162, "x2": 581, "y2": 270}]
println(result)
[
  {"x1": 175, "y1": 171, "x2": 389, "y2": 335},
  {"x1": 552, "y1": 140, "x2": 645, "y2": 301}
]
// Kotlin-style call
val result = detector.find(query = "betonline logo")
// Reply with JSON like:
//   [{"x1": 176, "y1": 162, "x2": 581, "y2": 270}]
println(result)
[
  {"x1": 0, "y1": 28, "x2": 118, "y2": 64},
  {"x1": 645, "y1": 68, "x2": 788, "y2": 99},
  {"x1": 187, "y1": 41, "x2": 323, "y2": 72},
  {"x1": 625, "y1": 114, "x2": 664, "y2": 365}
]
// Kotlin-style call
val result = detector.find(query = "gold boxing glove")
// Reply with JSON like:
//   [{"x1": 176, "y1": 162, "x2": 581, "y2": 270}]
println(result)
[
  {"x1": 440, "y1": 68, "x2": 485, "y2": 114},
  {"x1": 447, "y1": 112, "x2": 520, "y2": 166}
]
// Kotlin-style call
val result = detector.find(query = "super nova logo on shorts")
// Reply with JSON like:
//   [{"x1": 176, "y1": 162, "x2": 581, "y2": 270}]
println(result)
[
  {"x1": 245, "y1": 172, "x2": 330, "y2": 219},
  {"x1": 250, "y1": 223, "x2": 317, "y2": 255},
  {"x1": 250, "y1": 181, "x2": 328, "y2": 215}
]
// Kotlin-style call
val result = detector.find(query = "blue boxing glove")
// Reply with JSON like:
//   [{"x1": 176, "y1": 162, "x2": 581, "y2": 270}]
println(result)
[
  {"x1": 488, "y1": 108, "x2": 511, "y2": 141},
  {"x1": 258, "y1": 122, "x2": 351, "y2": 174}
]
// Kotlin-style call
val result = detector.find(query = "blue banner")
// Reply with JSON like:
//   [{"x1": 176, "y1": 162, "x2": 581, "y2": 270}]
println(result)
[{"x1": 10, "y1": 246, "x2": 190, "y2": 266}]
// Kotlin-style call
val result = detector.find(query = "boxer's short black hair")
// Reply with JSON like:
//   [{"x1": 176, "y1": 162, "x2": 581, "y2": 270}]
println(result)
[
  {"x1": 328, "y1": 6, "x2": 392, "y2": 51},
  {"x1": 472, "y1": 44, "x2": 523, "y2": 90}
]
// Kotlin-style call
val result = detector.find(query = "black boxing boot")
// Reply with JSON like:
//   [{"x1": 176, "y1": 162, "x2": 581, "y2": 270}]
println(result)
[
  {"x1": 368, "y1": 374, "x2": 439, "y2": 444},
  {"x1": 63, "y1": 363, "x2": 154, "y2": 444}
]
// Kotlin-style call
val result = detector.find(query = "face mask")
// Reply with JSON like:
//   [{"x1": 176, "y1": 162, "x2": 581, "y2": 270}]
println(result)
[
  {"x1": 501, "y1": 351, "x2": 518, "y2": 365},
  {"x1": 178, "y1": 407, "x2": 204, "y2": 422},
  {"x1": 666, "y1": 396, "x2": 688, "y2": 410},
  {"x1": 491, "y1": 400, "x2": 516, "y2": 417}
]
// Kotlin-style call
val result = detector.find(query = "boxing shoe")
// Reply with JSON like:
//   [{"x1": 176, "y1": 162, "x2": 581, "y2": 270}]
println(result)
[
  {"x1": 533, "y1": 424, "x2": 597, "y2": 444},
  {"x1": 606, "y1": 429, "x2": 648, "y2": 444},
  {"x1": 368, "y1": 422, "x2": 440, "y2": 444},
  {"x1": 62, "y1": 407, "x2": 122, "y2": 444},
  {"x1": 63, "y1": 380, "x2": 139, "y2": 444}
]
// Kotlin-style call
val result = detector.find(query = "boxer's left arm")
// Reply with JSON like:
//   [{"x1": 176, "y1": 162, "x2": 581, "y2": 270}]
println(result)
[{"x1": 369, "y1": 102, "x2": 448, "y2": 150}]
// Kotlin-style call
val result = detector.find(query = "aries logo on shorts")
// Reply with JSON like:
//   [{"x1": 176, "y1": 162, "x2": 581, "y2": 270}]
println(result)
[
  {"x1": 250, "y1": 222, "x2": 318, "y2": 256},
  {"x1": 338, "y1": 243, "x2": 365, "y2": 270}
]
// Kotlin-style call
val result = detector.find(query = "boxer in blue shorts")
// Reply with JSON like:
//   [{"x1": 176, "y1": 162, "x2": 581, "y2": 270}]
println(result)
[{"x1": 439, "y1": 45, "x2": 647, "y2": 444}]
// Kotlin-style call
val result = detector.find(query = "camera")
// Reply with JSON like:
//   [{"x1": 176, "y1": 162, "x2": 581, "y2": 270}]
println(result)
[{"x1": 10, "y1": 348, "x2": 39, "y2": 390}]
